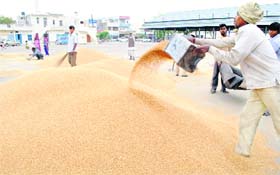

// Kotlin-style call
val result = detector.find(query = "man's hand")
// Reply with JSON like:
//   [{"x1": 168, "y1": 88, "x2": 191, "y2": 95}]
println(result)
[
  {"x1": 186, "y1": 36, "x2": 195, "y2": 43},
  {"x1": 193, "y1": 45, "x2": 210, "y2": 54}
]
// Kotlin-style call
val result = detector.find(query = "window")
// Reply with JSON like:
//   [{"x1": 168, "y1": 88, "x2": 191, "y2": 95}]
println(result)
[
  {"x1": 36, "y1": 17, "x2": 39, "y2": 24},
  {"x1": 59, "y1": 20, "x2": 63, "y2": 26},
  {"x1": 53, "y1": 20, "x2": 55, "y2": 25},
  {"x1": 43, "y1": 17, "x2": 47, "y2": 27}
]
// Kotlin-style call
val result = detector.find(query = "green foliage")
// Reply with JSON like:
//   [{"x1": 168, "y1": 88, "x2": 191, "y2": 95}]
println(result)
[
  {"x1": 97, "y1": 31, "x2": 110, "y2": 40},
  {"x1": 155, "y1": 30, "x2": 165, "y2": 40},
  {"x1": 154, "y1": 30, "x2": 176, "y2": 39},
  {"x1": 0, "y1": 16, "x2": 15, "y2": 25},
  {"x1": 136, "y1": 33, "x2": 145, "y2": 39}
]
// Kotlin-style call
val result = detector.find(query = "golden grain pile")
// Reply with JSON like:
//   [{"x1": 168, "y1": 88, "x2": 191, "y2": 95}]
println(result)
[{"x1": 0, "y1": 42, "x2": 279, "y2": 174}]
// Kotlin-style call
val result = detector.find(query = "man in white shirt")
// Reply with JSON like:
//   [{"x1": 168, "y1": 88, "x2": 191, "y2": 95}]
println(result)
[
  {"x1": 189, "y1": 2, "x2": 280, "y2": 157},
  {"x1": 211, "y1": 24, "x2": 229, "y2": 94},
  {"x1": 67, "y1": 25, "x2": 78, "y2": 67},
  {"x1": 268, "y1": 22, "x2": 280, "y2": 60},
  {"x1": 263, "y1": 22, "x2": 280, "y2": 116}
]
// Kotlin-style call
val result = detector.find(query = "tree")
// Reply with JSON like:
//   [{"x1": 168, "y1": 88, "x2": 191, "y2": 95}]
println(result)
[
  {"x1": 97, "y1": 31, "x2": 110, "y2": 40},
  {"x1": 136, "y1": 33, "x2": 145, "y2": 39},
  {"x1": 155, "y1": 30, "x2": 165, "y2": 40},
  {"x1": 0, "y1": 16, "x2": 15, "y2": 25}
]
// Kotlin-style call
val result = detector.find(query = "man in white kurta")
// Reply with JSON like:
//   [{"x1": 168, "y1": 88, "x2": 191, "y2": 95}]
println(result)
[
  {"x1": 191, "y1": 2, "x2": 280, "y2": 157},
  {"x1": 210, "y1": 24, "x2": 230, "y2": 94},
  {"x1": 67, "y1": 25, "x2": 78, "y2": 67},
  {"x1": 268, "y1": 22, "x2": 280, "y2": 60}
]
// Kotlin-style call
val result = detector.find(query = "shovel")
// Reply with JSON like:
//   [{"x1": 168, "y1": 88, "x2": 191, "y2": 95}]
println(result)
[{"x1": 56, "y1": 53, "x2": 68, "y2": 67}]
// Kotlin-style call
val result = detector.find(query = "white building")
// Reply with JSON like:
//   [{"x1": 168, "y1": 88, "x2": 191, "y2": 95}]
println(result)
[
  {"x1": 0, "y1": 12, "x2": 97, "y2": 45},
  {"x1": 97, "y1": 16, "x2": 132, "y2": 39}
]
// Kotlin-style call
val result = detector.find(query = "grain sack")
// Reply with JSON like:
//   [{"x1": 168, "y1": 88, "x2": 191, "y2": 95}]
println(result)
[{"x1": 165, "y1": 34, "x2": 205, "y2": 73}]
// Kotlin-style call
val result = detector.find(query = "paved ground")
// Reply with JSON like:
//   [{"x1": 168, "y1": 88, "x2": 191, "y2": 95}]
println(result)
[{"x1": 0, "y1": 41, "x2": 155, "y2": 59}]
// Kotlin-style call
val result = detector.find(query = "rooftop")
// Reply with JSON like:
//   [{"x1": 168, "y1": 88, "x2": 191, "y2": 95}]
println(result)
[{"x1": 143, "y1": 3, "x2": 280, "y2": 29}]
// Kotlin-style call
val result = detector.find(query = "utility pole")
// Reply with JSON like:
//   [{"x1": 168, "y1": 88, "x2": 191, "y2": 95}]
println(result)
[
  {"x1": 91, "y1": 14, "x2": 94, "y2": 28},
  {"x1": 74, "y1": 11, "x2": 78, "y2": 26}
]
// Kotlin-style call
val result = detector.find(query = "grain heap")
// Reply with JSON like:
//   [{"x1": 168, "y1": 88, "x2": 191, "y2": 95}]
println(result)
[{"x1": 0, "y1": 43, "x2": 278, "y2": 174}]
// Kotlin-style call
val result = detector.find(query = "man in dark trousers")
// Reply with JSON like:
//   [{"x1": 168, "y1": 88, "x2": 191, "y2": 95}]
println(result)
[
  {"x1": 211, "y1": 24, "x2": 229, "y2": 94},
  {"x1": 128, "y1": 33, "x2": 135, "y2": 60}
]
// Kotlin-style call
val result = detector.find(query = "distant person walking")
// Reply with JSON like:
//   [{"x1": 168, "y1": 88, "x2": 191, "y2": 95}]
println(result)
[
  {"x1": 43, "y1": 33, "x2": 49, "y2": 56},
  {"x1": 128, "y1": 33, "x2": 135, "y2": 60},
  {"x1": 34, "y1": 33, "x2": 41, "y2": 51},
  {"x1": 67, "y1": 25, "x2": 78, "y2": 67},
  {"x1": 174, "y1": 62, "x2": 188, "y2": 77}
]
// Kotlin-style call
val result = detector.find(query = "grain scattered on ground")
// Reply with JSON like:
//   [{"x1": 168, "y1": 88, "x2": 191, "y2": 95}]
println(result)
[{"x1": 0, "y1": 44, "x2": 279, "y2": 174}]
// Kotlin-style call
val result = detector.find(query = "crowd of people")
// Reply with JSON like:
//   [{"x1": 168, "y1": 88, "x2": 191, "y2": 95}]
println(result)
[
  {"x1": 27, "y1": 25, "x2": 78, "y2": 67},
  {"x1": 27, "y1": 32, "x2": 50, "y2": 60}
]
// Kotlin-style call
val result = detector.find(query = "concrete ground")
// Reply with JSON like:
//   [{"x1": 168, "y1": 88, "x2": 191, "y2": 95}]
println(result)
[{"x1": 0, "y1": 41, "x2": 155, "y2": 59}]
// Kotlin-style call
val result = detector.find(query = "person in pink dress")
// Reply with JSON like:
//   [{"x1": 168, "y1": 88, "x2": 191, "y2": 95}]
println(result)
[{"x1": 34, "y1": 33, "x2": 41, "y2": 51}]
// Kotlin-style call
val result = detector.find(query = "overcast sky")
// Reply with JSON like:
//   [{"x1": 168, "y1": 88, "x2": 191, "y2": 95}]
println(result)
[{"x1": 0, "y1": 0, "x2": 279, "y2": 28}]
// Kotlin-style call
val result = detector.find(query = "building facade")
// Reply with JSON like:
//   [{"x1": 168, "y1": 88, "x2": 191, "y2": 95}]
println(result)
[
  {"x1": 0, "y1": 12, "x2": 97, "y2": 45},
  {"x1": 97, "y1": 16, "x2": 132, "y2": 39}
]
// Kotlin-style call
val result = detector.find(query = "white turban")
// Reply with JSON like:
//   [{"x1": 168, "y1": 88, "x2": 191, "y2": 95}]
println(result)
[{"x1": 238, "y1": 2, "x2": 263, "y2": 24}]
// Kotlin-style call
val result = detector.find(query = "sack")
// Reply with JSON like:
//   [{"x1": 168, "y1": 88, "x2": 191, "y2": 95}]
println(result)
[{"x1": 165, "y1": 34, "x2": 205, "y2": 73}]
